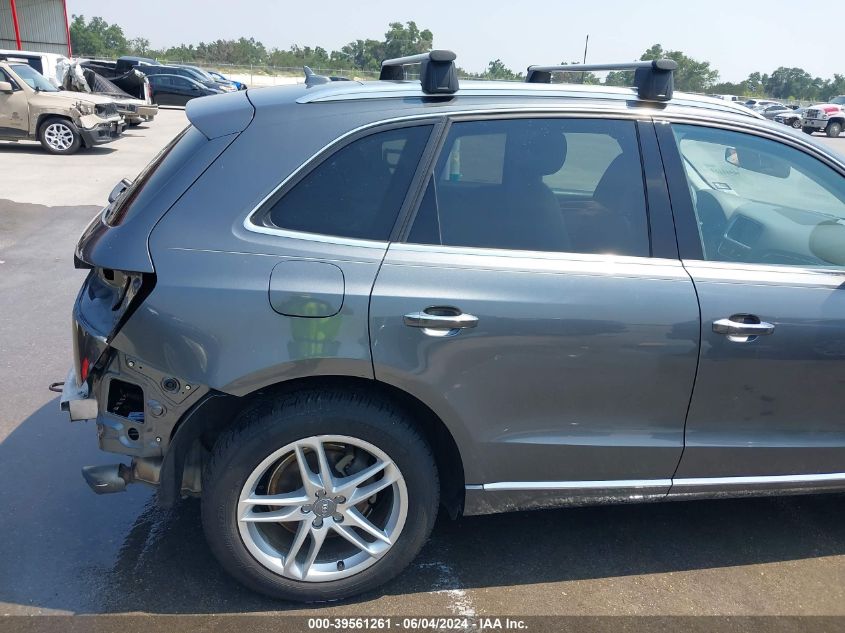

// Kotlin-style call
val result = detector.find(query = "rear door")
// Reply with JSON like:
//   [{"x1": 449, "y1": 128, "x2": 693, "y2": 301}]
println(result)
[
  {"x1": 370, "y1": 115, "x2": 701, "y2": 489},
  {"x1": 657, "y1": 121, "x2": 845, "y2": 486}
]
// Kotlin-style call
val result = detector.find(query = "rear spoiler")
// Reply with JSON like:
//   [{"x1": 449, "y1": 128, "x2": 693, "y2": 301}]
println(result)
[{"x1": 185, "y1": 89, "x2": 254, "y2": 139}]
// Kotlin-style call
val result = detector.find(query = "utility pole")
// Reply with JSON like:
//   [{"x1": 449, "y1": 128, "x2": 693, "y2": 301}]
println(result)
[{"x1": 581, "y1": 34, "x2": 589, "y2": 83}]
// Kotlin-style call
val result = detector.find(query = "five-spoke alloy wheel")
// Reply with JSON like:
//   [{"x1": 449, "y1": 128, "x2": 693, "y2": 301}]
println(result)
[
  {"x1": 237, "y1": 435, "x2": 408, "y2": 582},
  {"x1": 201, "y1": 390, "x2": 439, "y2": 601}
]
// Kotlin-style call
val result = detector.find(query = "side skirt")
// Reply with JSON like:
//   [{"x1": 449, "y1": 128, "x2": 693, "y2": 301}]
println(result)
[{"x1": 463, "y1": 473, "x2": 845, "y2": 516}]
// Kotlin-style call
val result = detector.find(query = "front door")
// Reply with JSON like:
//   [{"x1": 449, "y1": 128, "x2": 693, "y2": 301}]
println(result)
[
  {"x1": 370, "y1": 116, "x2": 701, "y2": 490},
  {"x1": 0, "y1": 69, "x2": 29, "y2": 137},
  {"x1": 660, "y1": 121, "x2": 845, "y2": 483}
]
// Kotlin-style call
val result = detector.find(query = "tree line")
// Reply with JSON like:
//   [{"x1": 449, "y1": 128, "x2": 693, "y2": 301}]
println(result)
[{"x1": 70, "y1": 15, "x2": 845, "y2": 102}]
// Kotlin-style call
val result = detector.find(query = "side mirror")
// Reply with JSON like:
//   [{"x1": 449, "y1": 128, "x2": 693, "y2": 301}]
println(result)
[
  {"x1": 0, "y1": 81, "x2": 13, "y2": 93},
  {"x1": 725, "y1": 146, "x2": 791, "y2": 178}
]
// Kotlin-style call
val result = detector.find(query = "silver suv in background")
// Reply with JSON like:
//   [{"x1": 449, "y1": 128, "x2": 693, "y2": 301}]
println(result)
[{"x1": 58, "y1": 52, "x2": 845, "y2": 601}]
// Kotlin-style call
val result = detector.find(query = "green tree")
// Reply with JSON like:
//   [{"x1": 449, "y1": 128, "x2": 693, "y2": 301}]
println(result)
[
  {"x1": 639, "y1": 44, "x2": 718, "y2": 92},
  {"x1": 765, "y1": 67, "x2": 818, "y2": 100},
  {"x1": 550, "y1": 61, "x2": 599, "y2": 85},
  {"x1": 382, "y1": 21, "x2": 433, "y2": 59},
  {"x1": 128, "y1": 37, "x2": 151, "y2": 56},
  {"x1": 480, "y1": 59, "x2": 521, "y2": 80},
  {"x1": 70, "y1": 15, "x2": 129, "y2": 57}
]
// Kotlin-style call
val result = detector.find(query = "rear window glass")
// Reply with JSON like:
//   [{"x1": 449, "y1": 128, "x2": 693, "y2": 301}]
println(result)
[
  {"x1": 262, "y1": 125, "x2": 432, "y2": 241},
  {"x1": 104, "y1": 126, "x2": 199, "y2": 226}
]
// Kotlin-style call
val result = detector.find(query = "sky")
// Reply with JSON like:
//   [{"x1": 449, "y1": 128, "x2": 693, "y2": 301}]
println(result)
[{"x1": 67, "y1": 0, "x2": 839, "y2": 83}]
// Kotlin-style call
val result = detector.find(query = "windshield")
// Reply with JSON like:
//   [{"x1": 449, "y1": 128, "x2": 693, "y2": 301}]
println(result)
[
  {"x1": 831, "y1": 96, "x2": 845, "y2": 105},
  {"x1": 10, "y1": 63, "x2": 58, "y2": 91}
]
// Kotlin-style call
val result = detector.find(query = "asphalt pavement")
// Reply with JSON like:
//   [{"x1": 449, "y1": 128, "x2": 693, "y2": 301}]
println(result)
[{"x1": 1, "y1": 109, "x2": 844, "y2": 620}]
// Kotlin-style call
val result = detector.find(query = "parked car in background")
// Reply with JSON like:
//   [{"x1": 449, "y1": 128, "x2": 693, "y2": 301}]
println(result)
[
  {"x1": 0, "y1": 59, "x2": 123, "y2": 154},
  {"x1": 178, "y1": 65, "x2": 239, "y2": 92},
  {"x1": 147, "y1": 73, "x2": 222, "y2": 105},
  {"x1": 774, "y1": 107, "x2": 805, "y2": 129},
  {"x1": 759, "y1": 103, "x2": 790, "y2": 119},
  {"x1": 802, "y1": 103, "x2": 845, "y2": 136},
  {"x1": 138, "y1": 63, "x2": 236, "y2": 92},
  {"x1": 208, "y1": 69, "x2": 247, "y2": 90}
]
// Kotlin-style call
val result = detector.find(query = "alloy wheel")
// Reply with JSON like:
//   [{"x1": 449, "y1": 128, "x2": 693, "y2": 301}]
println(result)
[
  {"x1": 237, "y1": 434, "x2": 408, "y2": 582},
  {"x1": 44, "y1": 123, "x2": 75, "y2": 151}
]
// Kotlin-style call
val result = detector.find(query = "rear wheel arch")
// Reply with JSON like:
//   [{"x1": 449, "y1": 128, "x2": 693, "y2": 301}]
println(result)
[{"x1": 160, "y1": 375, "x2": 466, "y2": 518}]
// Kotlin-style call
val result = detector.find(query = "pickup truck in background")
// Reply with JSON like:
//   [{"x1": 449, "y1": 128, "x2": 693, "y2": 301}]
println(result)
[{"x1": 802, "y1": 96, "x2": 845, "y2": 137}]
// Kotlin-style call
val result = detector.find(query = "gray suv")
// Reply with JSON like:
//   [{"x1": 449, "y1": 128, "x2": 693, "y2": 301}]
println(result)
[{"x1": 58, "y1": 51, "x2": 845, "y2": 602}]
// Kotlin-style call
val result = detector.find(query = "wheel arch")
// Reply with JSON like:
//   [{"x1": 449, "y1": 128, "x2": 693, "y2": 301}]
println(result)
[{"x1": 159, "y1": 375, "x2": 467, "y2": 518}]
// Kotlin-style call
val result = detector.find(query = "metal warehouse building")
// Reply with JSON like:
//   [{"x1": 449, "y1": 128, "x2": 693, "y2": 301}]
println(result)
[{"x1": 0, "y1": 0, "x2": 71, "y2": 55}]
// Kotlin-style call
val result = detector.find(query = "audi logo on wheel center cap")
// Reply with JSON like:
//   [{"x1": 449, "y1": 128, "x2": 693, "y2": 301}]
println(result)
[{"x1": 313, "y1": 498, "x2": 337, "y2": 517}]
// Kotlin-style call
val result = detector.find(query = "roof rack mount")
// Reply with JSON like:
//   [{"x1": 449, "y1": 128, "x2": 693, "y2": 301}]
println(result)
[
  {"x1": 379, "y1": 49, "x2": 458, "y2": 95},
  {"x1": 525, "y1": 59, "x2": 678, "y2": 102}
]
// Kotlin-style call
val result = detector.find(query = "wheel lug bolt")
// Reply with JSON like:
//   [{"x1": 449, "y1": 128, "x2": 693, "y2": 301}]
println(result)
[
  {"x1": 316, "y1": 490, "x2": 326, "y2": 498},
  {"x1": 333, "y1": 513, "x2": 344, "y2": 523},
  {"x1": 313, "y1": 518, "x2": 323, "y2": 528},
  {"x1": 301, "y1": 505, "x2": 312, "y2": 514},
  {"x1": 335, "y1": 496, "x2": 346, "y2": 504}
]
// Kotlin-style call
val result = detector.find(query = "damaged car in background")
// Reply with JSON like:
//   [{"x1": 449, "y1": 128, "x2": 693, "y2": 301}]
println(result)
[
  {"x1": 0, "y1": 59, "x2": 123, "y2": 154},
  {"x1": 59, "y1": 60, "x2": 158, "y2": 126}
]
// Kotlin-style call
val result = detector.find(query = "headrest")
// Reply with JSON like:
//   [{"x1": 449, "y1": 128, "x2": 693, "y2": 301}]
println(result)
[
  {"x1": 505, "y1": 121, "x2": 568, "y2": 177},
  {"x1": 810, "y1": 220, "x2": 845, "y2": 266}
]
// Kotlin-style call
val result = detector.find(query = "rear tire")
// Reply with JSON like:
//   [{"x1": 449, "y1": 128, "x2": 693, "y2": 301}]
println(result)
[
  {"x1": 791, "y1": 119, "x2": 802, "y2": 129},
  {"x1": 201, "y1": 389, "x2": 439, "y2": 602},
  {"x1": 38, "y1": 117, "x2": 82, "y2": 154},
  {"x1": 825, "y1": 122, "x2": 842, "y2": 138}
]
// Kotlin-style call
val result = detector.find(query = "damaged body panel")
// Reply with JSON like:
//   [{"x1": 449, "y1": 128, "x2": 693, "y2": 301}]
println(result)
[{"x1": 59, "y1": 60, "x2": 158, "y2": 125}]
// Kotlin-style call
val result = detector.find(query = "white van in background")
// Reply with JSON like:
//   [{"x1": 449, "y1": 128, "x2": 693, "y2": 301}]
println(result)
[{"x1": 0, "y1": 49, "x2": 69, "y2": 86}]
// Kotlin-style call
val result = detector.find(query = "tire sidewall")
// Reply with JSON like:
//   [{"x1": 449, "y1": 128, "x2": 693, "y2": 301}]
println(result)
[
  {"x1": 39, "y1": 117, "x2": 82, "y2": 154},
  {"x1": 826, "y1": 122, "x2": 842, "y2": 137},
  {"x1": 201, "y1": 394, "x2": 439, "y2": 601}
]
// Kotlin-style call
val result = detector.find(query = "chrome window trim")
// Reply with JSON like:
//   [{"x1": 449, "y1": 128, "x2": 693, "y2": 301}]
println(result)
[{"x1": 243, "y1": 108, "x2": 651, "y2": 246}]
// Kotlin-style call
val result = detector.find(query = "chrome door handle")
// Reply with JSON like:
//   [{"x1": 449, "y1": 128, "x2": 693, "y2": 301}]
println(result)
[
  {"x1": 403, "y1": 311, "x2": 479, "y2": 330},
  {"x1": 404, "y1": 309, "x2": 478, "y2": 338},
  {"x1": 713, "y1": 316, "x2": 774, "y2": 342}
]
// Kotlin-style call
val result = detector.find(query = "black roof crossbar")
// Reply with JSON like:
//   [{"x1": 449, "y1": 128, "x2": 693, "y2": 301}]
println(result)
[
  {"x1": 525, "y1": 59, "x2": 678, "y2": 102},
  {"x1": 379, "y1": 50, "x2": 459, "y2": 95}
]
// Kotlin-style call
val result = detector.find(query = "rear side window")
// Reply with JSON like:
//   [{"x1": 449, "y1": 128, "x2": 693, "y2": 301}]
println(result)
[
  {"x1": 409, "y1": 118, "x2": 649, "y2": 256},
  {"x1": 262, "y1": 125, "x2": 432, "y2": 241}
]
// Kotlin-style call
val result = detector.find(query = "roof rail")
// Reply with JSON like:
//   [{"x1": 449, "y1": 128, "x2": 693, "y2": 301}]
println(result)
[
  {"x1": 379, "y1": 49, "x2": 458, "y2": 95},
  {"x1": 526, "y1": 59, "x2": 678, "y2": 102}
]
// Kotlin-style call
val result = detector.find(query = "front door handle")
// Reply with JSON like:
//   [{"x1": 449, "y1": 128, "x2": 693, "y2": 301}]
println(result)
[
  {"x1": 403, "y1": 308, "x2": 478, "y2": 337},
  {"x1": 713, "y1": 316, "x2": 774, "y2": 342}
]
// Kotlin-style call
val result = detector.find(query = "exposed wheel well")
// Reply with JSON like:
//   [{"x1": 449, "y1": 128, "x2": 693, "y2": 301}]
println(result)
[{"x1": 162, "y1": 376, "x2": 466, "y2": 518}]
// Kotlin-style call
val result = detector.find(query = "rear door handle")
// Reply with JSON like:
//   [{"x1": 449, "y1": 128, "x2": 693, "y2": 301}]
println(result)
[
  {"x1": 403, "y1": 309, "x2": 478, "y2": 337},
  {"x1": 713, "y1": 316, "x2": 774, "y2": 342}
]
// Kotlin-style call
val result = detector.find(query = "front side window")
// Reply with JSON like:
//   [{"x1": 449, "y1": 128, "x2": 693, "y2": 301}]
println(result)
[
  {"x1": 673, "y1": 124, "x2": 845, "y2": 267},
  {"x1": 262, "y1": 125, "x2": 432, "y2": 241},
  {"x1": 409, "y1": 118, "x2": 649, "y2": 256}
]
